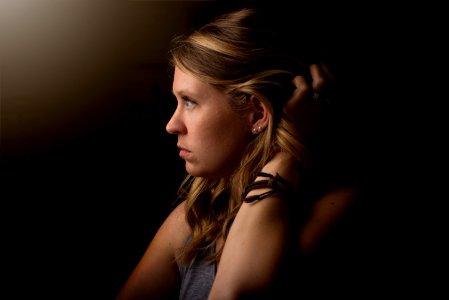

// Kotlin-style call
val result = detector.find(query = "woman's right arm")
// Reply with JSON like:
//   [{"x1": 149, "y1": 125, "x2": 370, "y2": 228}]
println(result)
[{"x1": 115, "y1": 201, "x2": 189, "y2": 300}]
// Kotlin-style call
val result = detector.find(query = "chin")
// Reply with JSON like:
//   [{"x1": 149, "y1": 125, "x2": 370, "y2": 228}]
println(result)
[
  {"x1": 185, "y1": 164, "x2": 218, "y2": 179},
  {"x1": 186, "y1": 169, "x2": 207, "y2": 178},
  {"x1": 185, "y1": 164, "x2": 201, "y2": 177}
]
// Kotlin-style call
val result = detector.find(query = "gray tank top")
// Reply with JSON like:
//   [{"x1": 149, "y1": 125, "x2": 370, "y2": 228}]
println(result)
[{"x1": 178, "y1": 246, "x2": 216, "y2": 300}]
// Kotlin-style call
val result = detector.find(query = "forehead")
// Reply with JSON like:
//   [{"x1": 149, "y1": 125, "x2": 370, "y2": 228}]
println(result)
[{"x1": 172, "y1": 67, "x2": 217, "y2": 98}]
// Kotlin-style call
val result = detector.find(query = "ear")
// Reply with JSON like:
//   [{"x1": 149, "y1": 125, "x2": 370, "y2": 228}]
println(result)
[{"x1": 247, "y1": 95, "x2": 269, "y2": 134}]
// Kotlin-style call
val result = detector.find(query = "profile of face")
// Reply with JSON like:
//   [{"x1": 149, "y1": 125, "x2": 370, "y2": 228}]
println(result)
[{"x1": 166, "y1": 67, "x2": 253, "y2": 178}]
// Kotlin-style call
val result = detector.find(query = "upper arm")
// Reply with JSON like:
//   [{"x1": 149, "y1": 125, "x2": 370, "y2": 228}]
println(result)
[
  {"x1": 209, "y1": 196, "x2": 292, "y2": 299},
  {"x1": 208, "y1": 186, "x2": 358, "y2": 300},
  {"x1": 115, "y1": 201, "x2": 190, "y2": 300}
]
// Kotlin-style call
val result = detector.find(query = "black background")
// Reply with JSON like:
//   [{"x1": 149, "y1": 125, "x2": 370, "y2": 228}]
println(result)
[{"x1": 1, "y1": 0, "x2": 442, "y2": 298}]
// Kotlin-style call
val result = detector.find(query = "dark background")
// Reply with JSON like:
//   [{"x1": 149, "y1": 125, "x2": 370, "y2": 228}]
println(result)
[{"x1": 1, "y1": 0, "x2": 441, "y2": 299}]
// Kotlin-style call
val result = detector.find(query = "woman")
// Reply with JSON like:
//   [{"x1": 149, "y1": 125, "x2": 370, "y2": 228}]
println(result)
[{"x1": 116, "y1": 7, "x2": 357, "y2": 300}]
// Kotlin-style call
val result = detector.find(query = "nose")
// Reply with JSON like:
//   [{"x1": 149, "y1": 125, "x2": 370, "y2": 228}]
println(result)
[{"x1": 166, "y1": 109, "x2": 184, "y2": 135}]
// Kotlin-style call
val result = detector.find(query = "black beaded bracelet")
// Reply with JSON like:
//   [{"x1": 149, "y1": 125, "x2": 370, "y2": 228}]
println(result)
[{"x1": 242, "y1": 172, "x2": 294, "y2": 203}]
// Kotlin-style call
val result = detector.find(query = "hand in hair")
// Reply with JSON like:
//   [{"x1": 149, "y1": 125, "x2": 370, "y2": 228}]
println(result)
[{"x1": 283, "y1": 63, "x2": 335, "y2": 152}]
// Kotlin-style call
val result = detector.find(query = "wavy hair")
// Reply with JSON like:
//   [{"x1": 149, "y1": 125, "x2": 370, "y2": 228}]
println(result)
[{"x1": 167, "y1": 7, "x2": 309, "y2": 265}]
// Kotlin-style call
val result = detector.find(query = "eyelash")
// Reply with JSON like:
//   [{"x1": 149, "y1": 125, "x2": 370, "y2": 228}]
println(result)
[{"x1": 182, "y1": 96, "x2": 195, "y2": 109}]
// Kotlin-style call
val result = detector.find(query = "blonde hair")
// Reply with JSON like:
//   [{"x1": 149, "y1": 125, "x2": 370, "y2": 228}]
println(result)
[{"x1": 168, "y1": 7, "x2": 308, "y2": 265}]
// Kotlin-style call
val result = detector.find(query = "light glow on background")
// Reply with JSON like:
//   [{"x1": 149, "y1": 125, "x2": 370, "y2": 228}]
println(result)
[{"x1": 0, "y1": 0, "x2": 206, "y2": 159}]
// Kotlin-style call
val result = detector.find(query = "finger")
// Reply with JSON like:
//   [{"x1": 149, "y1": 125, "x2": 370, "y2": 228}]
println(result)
[
  {"x1": 290, "y1": 75, "x2": 311, "y2": 106},
  {"x1": 319, "y1": 62, "x2": 335, "y2": 82},
  {"x1": 309, "y1": 64, "x2": 327, "y2": 93},
  {"x1": 283, "y1": 76, "x2": 311, "y2": 119}
]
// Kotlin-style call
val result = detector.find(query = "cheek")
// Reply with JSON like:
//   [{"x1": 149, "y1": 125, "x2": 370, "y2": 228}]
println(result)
[
  {"x1": 202, "y1": 109, "x2": 249, "y2": 146},
  {"x1": 200, "y1": 115, "x2": 250, "y2": 167}
]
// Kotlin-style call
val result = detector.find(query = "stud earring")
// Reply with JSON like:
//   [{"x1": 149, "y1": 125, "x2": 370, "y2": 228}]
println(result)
[{"x1": 252, "y1": 125, "x2": 263, "y2": 134}]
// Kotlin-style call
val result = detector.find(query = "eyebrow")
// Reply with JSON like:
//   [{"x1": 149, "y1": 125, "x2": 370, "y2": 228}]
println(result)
[
  {"x1": 171, "y1": 88, "x2": 184, "y2": 97},
  {"x1": 172, "y1": 88, "x2": 198, "y2": 100}
]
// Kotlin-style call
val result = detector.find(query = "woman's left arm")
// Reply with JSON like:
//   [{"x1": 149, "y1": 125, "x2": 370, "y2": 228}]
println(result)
[{"x1": 208, "y1": 152, "x2": 301, "y2": 300}]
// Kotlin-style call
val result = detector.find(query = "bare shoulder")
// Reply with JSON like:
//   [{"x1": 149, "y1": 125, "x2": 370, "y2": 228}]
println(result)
[
  {"x1": 114, "y1": 201, "x2": 190, "y2": 300},
  {"x1": 299, "y1": 186, "x2": 358, "y2": 254},
  {"x1": 166, "y1": 200, "x2": 188, "y2": 225},
  {"x1": 161, "y1": 200, "x2": 190, "y2": 251},
  {"x1": 310, "y1": 186, "x2": 358, "y2": 218}
]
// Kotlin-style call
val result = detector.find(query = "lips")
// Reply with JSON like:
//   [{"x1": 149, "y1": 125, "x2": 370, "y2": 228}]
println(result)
[{"x1": 177, "y1": 144, "x2": 190, "y2": 159}]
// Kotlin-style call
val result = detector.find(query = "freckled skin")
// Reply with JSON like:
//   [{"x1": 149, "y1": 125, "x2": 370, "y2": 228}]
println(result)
[{"x1": 167, "y1": 67, "x2": 252, "y2": 178}]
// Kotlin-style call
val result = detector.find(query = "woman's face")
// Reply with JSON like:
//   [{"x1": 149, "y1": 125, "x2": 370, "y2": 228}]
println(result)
[{"x1": 167, "y1": 67, "x2": 252, "y2": 178}]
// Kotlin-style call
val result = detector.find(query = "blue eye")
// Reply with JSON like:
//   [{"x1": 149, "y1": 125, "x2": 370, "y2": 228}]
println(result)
[
  {"x1": 185, "y1": 99, "x2": 194, "y2": 108},
  {"x1": 182, "y1": 96, "x2": 196, "y2": 109}
]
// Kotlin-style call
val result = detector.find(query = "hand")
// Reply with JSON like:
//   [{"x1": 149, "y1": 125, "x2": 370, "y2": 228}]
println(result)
[{"x1": 283, "y1": 63, "x2": 335, "y2": 151}]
